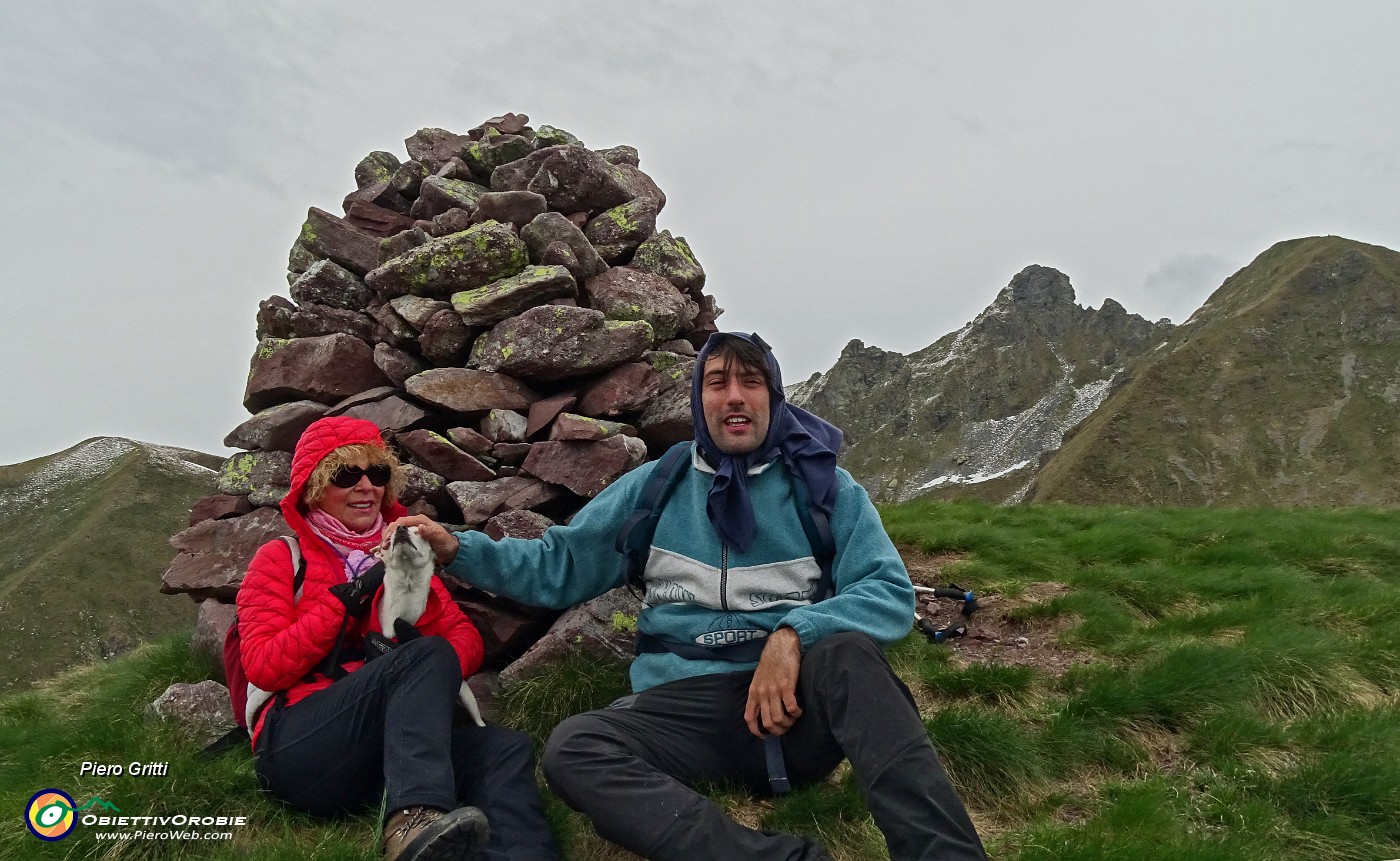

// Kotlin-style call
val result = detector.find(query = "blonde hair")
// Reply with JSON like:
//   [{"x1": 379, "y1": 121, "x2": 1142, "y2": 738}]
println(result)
[{"x1": 301, "y1": 444, "x2": 405, "y2": 511}]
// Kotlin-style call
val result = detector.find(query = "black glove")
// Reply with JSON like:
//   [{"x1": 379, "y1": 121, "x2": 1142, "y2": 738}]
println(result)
[
  {"x1": 328, "y1": 560, "x2": 386, "y2": 617},
  {"x1": 363, "y1": 618, "x2": 423, "y2": 662}
]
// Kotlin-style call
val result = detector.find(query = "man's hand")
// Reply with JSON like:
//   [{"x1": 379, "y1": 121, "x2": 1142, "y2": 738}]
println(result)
[
  {"x1": 744, "y1": 626, "x2": 803, "y2": 737},
  {"x1": 386, "y1": 515, "x2": 460, "y2": 566}
]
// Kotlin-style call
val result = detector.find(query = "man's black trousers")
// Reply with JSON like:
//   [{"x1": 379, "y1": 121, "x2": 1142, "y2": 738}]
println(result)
[
  {"x1": 255, "y1": 635, "x2": 558, "y2": 861},
  {"x1": 541, "y1": 630, "x2": 988, "y2": 861}
]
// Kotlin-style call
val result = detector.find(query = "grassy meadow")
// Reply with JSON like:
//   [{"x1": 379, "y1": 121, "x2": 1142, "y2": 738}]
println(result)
[{"x1": 2, "y1": 500, "x2": 1396, "y2": 860}]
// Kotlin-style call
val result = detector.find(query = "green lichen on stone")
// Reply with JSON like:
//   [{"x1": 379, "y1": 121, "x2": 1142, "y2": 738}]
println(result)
[
  {"x1": 648, "y1": 352, "x2": 682, "y2": 374},
  {"x1": 220, "y1": 453, "x2": 256, "y2": 491},
  {"x1": 299, "y1": 219, "x2": 318, "y2": 247},
  {"x1": 428, "y1": 431, "x2": 453, "y2": 446},
  {"x1": 674, "y1": 236, "x2": 698, "y2": 265},
  {"x1": 257, "y1": 338, "x2": 290, "y2": 360},
  {"x1": 611, "y1": 611, "x2": 637, "y2": 633},
  {"x1": 536, "y1": 125, "x2": 582, "y2": 147},
  {"x1": 604, "y1": 204, "x2": 639, "y2": 234}
]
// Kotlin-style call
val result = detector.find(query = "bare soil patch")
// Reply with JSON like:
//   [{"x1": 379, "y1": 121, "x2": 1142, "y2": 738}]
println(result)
[{"x1": 899, "y1": 546, "x2": 1097, "y2": 677}]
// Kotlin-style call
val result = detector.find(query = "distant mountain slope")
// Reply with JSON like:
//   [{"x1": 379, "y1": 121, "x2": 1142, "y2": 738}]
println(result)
[
  {"x1": 0, "y1": 438, "x2": 217, "y2": 690},
  {"x1": 1031, "y1": 236, "x2": 1400, "y2": 505},
  {"x1": 790, "y1": 266, "x2": 1171, "y2": 502}
]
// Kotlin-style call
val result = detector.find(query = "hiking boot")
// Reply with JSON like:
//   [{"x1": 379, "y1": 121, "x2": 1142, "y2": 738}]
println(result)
[{"x1": 383, "y1": 805, "x2": 489, "y2": 861}]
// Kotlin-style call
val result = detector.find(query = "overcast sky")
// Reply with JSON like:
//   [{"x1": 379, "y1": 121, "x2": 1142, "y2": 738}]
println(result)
[{"x1": 3, "y1": 1, "x2": 1398, "y2": 466}]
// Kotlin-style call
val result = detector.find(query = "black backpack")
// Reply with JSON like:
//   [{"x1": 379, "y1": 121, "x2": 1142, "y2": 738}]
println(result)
[{"x1": 614, "y1": 441, "x2": 836, "y2": 663}]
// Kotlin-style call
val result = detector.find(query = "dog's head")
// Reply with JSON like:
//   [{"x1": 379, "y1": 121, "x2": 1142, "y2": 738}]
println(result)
[{"x1": 384, "y1": 525, "x2": 435, "y2": 580}]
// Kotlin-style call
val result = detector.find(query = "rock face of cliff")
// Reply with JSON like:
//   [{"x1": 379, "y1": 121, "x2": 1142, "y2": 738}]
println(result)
[
  {"x1": 789, "y1": 265, "x2": 1172, "y2": 502},
  {"x1": 1032, "y1": 236, "x2": 1400, "y2": 506}
]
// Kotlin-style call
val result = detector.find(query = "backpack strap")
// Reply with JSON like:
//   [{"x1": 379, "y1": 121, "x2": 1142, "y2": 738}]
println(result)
[
  {"x1": 615, "y1": 441, "x2": 694, "y2": 590},
  {"x1": 281, "y1": 535, "x2": 307, "y2": 598},
  {"x1": 790, "y1": 478, "x2": 836, "y2": 601}
]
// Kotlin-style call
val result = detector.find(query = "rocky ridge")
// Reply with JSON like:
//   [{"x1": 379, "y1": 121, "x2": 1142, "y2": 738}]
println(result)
[
  {"x1": 789, "y1": 266, "x2": 1173, "y2": 503},
  {"x1": 162, "y1": 114, "x2": 717, "y2": 684}
]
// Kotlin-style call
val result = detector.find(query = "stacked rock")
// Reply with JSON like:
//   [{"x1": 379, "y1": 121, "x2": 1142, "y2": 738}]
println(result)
[{"x1": 162, "y1": 113, "x2": 720, "y2": 673}]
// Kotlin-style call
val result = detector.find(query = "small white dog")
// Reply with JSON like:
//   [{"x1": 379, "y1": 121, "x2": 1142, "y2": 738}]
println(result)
[{"x1": 380, "y1": 525, "x2": 485, "y2": 727}]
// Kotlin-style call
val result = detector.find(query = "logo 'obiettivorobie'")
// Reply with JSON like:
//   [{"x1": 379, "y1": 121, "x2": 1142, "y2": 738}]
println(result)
[{"x1": 24, "y1": 789, "x2": 120, "y2": 841}]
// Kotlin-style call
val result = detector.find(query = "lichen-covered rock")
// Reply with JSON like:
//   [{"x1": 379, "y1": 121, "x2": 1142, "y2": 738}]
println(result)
[
  {"x1": 550, "y1": 413, "x2": 637, "y2": 441},
  {"x1": 521, "y1": 212, "x2": 608, "y2": 282},
  {"x1": 575, "y1": 361, "x2": 662, "y2": 418},
  {"x1": 224, "y1": 401, "x2": 329, "y2": 452},
  {"x1": 484, "y1": 509, "x2": 553, "y2": 541},
  {"x1": 644, "y1": 351, "x2": 697, "y2": 395},
  {"x1": 365, "y1": 221, "x2": 528, "y2": 301},
  {"x1": 373, "y1": 342, "x2": 428, "y2": 386},
  {"x1": 291, "y1": 260, "x2": 374, "y2": 311},
  {"x1": 355, "y1": 151, "x2": 401, "y2": 189},
  {"x1": 522, "y1": 435, "x2": 647, "y2": 497},
  {"x1": 244, "y1": 333, "x2": 390, "y2": 412},
  {"x1": 161, "y1": 507, "x2": 292, "y2": 601},
  {"x1": 405, "y1": 368, "x2": 539, "y2": 414},
  {"x1": 451, "y1": 265, "x2": 577, "y2": 327},
  {"x1": 404, "y1": 127, "x2": 472, "y2": 173},
  {"x1": 418, "y1": 309, "x2": 475, "y2": 366},
  {"x1": 631, "y1": 230, "x2": 705, "y2": 295},
  {"x1": 472, "y1": 191, "x2": 548, "y2": 229},
  {"x1": 583, "y1": 266, "x2": 698, "y2": 342},
  {"x1": 297, "y1": 207, "x2": 380, "y2": 275},
  {"x1": 216, "y1": 450, "x2": 292, "y2": 498},
  {"x1": 482, "y1": 409, "x2": 528, "y2": 443},
  {"x1": 462, "y1": 134, "x2": 536, "y2": 179},
  {"x1": 397, "y1": 429, "x2": 496, "y2": 482},
  {"x1": 471, "y1": 306, "x2": 653, "y2": 382},
  {"x1": 584, "y1": 199, "x2": 657, "y2": 263},
  {"x1": 411, "y1": 176, "x2": 490, "y2": 220},
  {"x1": 534, "y1": 125, "x2": 582, "y2": 148},
  {"x1": 389, "y1": 160, "x2": 430, "y2": 198}
]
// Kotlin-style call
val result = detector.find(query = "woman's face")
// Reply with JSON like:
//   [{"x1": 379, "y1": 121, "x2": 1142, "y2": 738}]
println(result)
[{"x1": 316, "y1": 454, "x2": 386, "y2": 532}]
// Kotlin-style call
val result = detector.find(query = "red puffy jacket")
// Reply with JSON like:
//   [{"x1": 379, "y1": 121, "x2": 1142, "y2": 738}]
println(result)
[{"x1": 236, "y1": 416, "x2": 484, "y2": 748}]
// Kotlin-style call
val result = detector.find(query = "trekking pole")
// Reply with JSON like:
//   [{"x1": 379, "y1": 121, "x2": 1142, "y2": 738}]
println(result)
[{"x1": 913, "y1": 585, "x2": 978, "y2": 643}]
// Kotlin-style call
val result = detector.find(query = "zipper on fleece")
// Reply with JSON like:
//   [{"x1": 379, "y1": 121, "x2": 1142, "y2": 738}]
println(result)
[{"x1": 719, "y1": 544, "x2": 730, "y2": 612}]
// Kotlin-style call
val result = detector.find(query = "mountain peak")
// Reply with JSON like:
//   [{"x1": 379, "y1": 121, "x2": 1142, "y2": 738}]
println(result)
[{"x1": 996, "y1": 265, "x2": 1076, "y2": 309}]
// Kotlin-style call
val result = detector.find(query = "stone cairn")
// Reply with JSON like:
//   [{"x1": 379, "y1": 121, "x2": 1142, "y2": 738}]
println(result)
[{"x1": 159, "y1": 114, "x2": 720, "y2": 696}]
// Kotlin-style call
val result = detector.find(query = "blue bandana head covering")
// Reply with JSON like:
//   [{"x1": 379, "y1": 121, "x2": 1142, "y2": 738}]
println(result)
[{"x1": 691, "y1": 332, "x2": 843, "y2": 553}]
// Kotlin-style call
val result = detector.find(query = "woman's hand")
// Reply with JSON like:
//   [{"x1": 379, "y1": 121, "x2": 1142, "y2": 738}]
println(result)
[{"x1": 385, "y1": 515, "x2": 460, "y2": 566}]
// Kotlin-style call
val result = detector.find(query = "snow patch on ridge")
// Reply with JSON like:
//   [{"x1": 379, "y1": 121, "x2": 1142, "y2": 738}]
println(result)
[{"x1": 0, "y1": 438, "x2": 214, "y2": 513}]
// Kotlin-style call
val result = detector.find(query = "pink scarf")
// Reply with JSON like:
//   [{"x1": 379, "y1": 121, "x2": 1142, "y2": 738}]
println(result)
[{"x1": 307, "y1": 508, "x2": 384, "y2": 581}]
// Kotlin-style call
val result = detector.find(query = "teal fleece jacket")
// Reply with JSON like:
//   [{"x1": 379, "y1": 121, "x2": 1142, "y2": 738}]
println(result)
[{"x1": 444, "y1": 445, "x2": 915, "y2": 693}]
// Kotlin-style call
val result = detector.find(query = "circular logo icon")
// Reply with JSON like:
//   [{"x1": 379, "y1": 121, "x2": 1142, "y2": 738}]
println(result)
[{"x1": 25, "y1": 789, "x2": 77, "y2": 841}]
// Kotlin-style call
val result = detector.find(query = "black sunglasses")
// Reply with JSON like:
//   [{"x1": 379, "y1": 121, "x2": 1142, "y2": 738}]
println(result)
[{"x1": 329, "y1": 464, "x2": 392, "y2": 488}]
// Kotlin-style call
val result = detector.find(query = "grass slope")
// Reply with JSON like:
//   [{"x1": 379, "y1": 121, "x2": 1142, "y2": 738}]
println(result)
[
  {"x1": 0, "y1": 438, "x2": 216, "y2": 691},
  {"x1": 1033, "y1": 236, "x2": 1400, "y2": 506},
  {"x1": 3, "y1": 501, "x2": 1397, "y2": 860}
]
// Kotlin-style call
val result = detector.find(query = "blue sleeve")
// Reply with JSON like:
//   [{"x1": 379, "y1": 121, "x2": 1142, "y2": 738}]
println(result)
[
  {"x1": 441, "y1": 464, "x2": 654, "y2": 609},
  {"x1": 778, "y1": 472, "x2": 915, "y2": 649}
]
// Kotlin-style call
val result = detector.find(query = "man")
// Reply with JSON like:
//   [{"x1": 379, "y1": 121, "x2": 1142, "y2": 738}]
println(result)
[{"x1": 396, "y1": 332, "x2": 987, "y2": 861}]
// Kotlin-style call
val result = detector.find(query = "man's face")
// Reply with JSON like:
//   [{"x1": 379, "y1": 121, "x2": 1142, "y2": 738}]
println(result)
[{"x1": 701, "y1": 354, "x2": 771, "y2": 455}]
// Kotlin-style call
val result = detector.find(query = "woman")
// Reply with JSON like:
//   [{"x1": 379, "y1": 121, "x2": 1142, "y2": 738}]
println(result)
[{"x1": 237, "y1": 416, "x2": 559, "y2": 861}]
